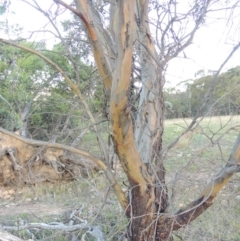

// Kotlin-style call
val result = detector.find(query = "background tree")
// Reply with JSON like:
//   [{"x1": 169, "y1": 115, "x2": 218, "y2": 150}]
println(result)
[
  {"x1": 164, "y1": 67, "x2": 240, "y2": 119},
  {"x1": 0, "y1": 41, "x2": 47, "y2": 135}
]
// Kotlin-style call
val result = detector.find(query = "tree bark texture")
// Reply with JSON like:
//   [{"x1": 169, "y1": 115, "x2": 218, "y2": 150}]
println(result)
[
  {"x1": 36, "y1": 1, "x2": 240, "y2": 240},
  {"x1": 1, "y1": 0, "x2": 240, "y2": 240}
]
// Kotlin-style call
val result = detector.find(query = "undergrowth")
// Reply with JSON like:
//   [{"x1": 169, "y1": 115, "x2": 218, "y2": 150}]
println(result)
[{"x1": 0, "y1": 116, "x2": 239, "y2": 240}]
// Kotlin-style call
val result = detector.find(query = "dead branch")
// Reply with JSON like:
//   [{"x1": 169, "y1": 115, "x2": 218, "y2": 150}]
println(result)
[
  {"x1": 0, "y1": 39, "x2": 106, "y2": 158},
  {"x1": 1, "y1": 206, "x2": 105, "y2": 241},
  {"x1": 0, "y1": 127, "x2": 128, "y2": 209},
  {"x1": 3, "y1": 222, "x2": 89, "y2": 232},
  {"x1": 0, "y1": 127, "x2": 105, "y2": 170}
]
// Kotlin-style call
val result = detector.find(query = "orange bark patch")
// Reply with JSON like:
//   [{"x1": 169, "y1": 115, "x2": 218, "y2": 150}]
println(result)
[{"x1": 234, "y1": 144, "x2": 240, "y2": 163}]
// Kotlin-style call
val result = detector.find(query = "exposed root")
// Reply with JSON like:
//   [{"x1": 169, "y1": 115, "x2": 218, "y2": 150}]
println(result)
[{"x1": 0, "y1": 130, "x2": 99, "y2": 186}]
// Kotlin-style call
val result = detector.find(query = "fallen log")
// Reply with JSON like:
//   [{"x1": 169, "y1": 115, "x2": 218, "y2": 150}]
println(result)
[{"x1": 0, "y1": 127, "x2": 100, "y2": 186}]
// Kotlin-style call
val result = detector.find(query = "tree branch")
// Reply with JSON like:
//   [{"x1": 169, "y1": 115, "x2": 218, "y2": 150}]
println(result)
[
  {"x1": 162, "y1": 42, "x2": 240, "y2": 154},
  {"x1": 0, "y1": 37, "x2": 109, "y2": 156},
  {"x1": 23, "y1": 0, "x2": 110, "y2": 173},
  {"x1": 110, "y1": 0, "x2": 150, "y2": 188},
  {"x1": 54, "y1": 0, "x2": 113, "y2": 93},
  {"x1": 0, "y1": 128, "x2": 128, "y2": 210},
  {"x1": 3, "y1": 222, "x2": 89, "y2": 232},
  {"x1": 158, "y1": 133, "x2": 240, "y2": 231},
  {"x1": 0, "y1": 127, "x2": 105, "y2": 169}
]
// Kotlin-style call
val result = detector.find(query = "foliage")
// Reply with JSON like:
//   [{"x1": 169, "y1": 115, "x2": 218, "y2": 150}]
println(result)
[
  {"x1": 164, "y1": 67, "x2": 240, "y2": 118},
  {"x1": 0, "y1": 40, "x2": 100, "y2": 140},
  {"x1": 0, "y1": 42, "x2": 46, "y2": 130}
]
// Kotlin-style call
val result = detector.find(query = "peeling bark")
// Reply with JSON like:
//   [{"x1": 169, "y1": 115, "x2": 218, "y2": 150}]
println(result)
[
  {"x1": 1, "y1": 1, "x2": 240, "y2": 240},
  {"x1": 74, "y1": 0, "x2": 113, "y2": 94}
]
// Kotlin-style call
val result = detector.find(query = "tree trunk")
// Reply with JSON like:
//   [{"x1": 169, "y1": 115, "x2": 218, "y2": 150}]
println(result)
[
  {"x1": 72, "y1": 1, "x2": 172, "y2": 240},
  {"x1": 19, "y1": 101, "x2": 32, "y2": 138},
  {"x1": 129, "y1": 2, "x2": 170, "y2": 240}
]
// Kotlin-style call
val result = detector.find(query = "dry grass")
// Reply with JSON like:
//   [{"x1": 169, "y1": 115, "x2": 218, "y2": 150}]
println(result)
[
  {"x1": 164, "y1": 115, "x2": 240, "y2": 240},
  {"x1": 0, "y1": 115, "x2": 239, "y2": 240}
]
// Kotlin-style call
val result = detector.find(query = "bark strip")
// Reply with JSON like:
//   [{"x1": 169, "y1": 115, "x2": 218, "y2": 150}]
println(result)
[{"x1": 56, "y1": 0, "x2": 113, "y2": 93}]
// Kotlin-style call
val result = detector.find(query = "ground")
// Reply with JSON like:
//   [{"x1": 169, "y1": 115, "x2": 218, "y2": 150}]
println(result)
[
  {"x1": 0, "y1": 116, "x2": 240, "y2": 240},
  {"x1": 0, "y1": 187, "x2": 70, "y2": 217}
]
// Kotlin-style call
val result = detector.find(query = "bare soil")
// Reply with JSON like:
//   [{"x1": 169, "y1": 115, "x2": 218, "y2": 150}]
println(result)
[
  {"x1": 0, "y1": 187, "x2": 71, "y2": 219},
  {"x1": 0, "y1": 201, "x2": 69, "y2": 217}
]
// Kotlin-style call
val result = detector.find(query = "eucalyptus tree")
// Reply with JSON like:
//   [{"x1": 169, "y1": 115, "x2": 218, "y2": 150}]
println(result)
[{"x1": 0, "y1": 1, "x2": 240, "y2": 241}]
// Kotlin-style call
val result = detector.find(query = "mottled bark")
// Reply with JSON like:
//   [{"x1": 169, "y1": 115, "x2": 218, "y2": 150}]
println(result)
[
  {"x1": 50, "y1": 1, "x2": 240, "y2": 241},
  {"x1": 1, "y1": 1, "x2": 240, "y2": 240},
  {"x1": 74, "y1": 0, "x2": 114, "y2": 94},
  {"x1": 134, "y1": 0, "x2": 169, "y2": 223}
]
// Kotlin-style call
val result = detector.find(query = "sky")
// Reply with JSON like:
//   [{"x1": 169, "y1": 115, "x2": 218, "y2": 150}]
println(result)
[{"x1": 1, "y1": 0, "x2": 240, "y2": 88}]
